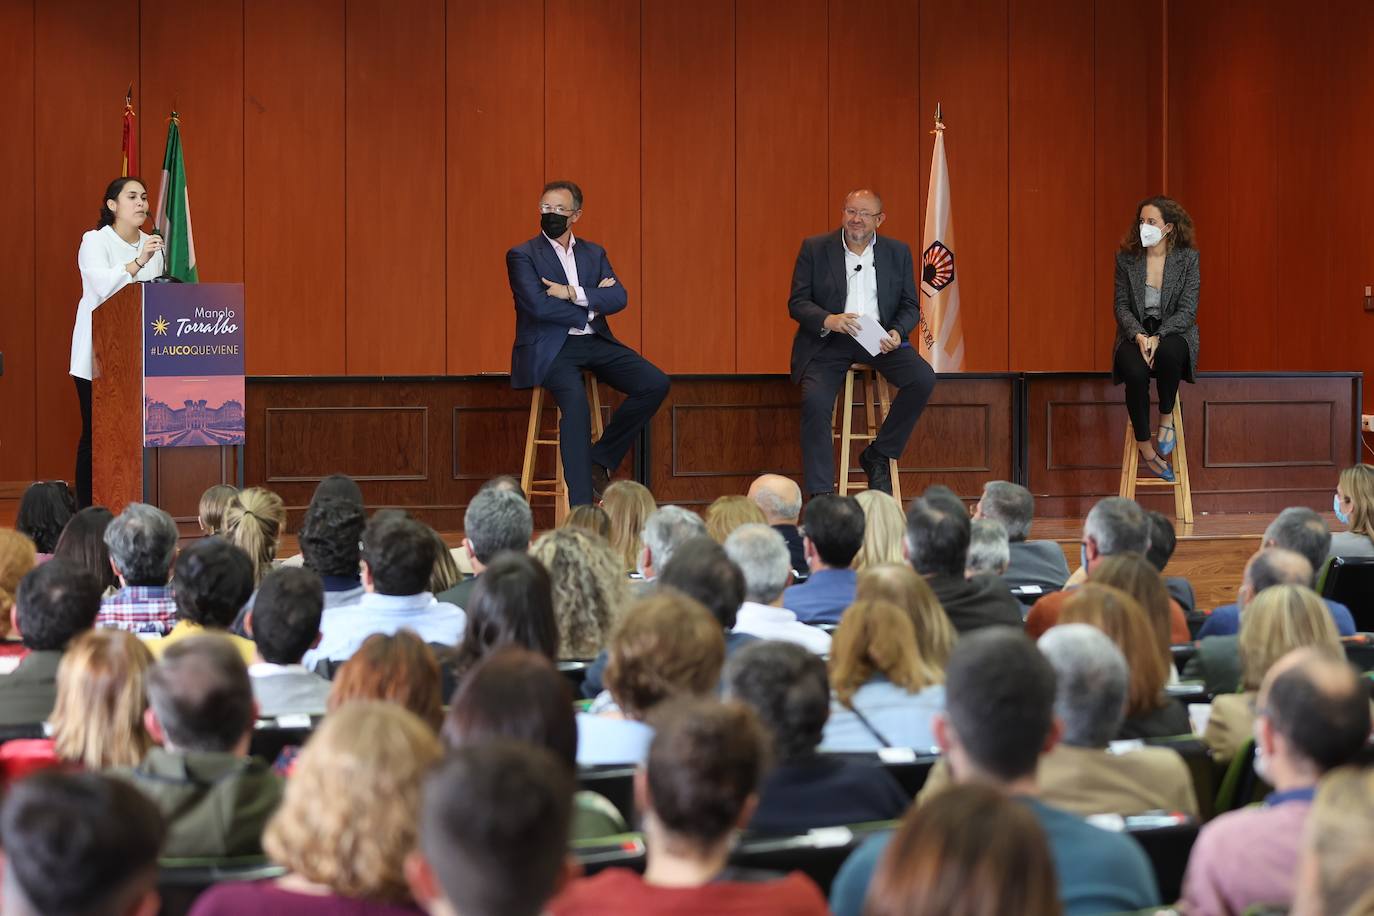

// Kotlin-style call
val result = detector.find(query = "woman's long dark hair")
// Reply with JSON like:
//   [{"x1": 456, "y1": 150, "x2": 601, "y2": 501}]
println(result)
[
  {"x1": 445, "y1": 553, "x2": 559, "y2": 691},
  {"x1": 16, "y1": 481, "x2": 77, "y2": 554},
  {"x1": 52, "y1": 506, "x2": 118, "y2": 593},
  {"x1": 1120, "y1": 195, "x2": 1196, "y2": 255},
  {"x1": 95, "y1": 177, "x2": 146, "y2": 230}
]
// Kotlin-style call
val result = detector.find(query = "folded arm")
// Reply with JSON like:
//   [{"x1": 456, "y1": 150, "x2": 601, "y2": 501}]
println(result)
[{"x1": 507, "y1": 247, "x2": 597, "y2": 329}]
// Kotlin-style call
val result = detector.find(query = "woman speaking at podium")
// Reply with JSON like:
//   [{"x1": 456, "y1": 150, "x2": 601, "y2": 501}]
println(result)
[
  {"x1": 69, "y1": 177, "x2": 164, "y2": 508},
  {"x1": 1112, "y1": 196, "x2": 1199, "y2": 483}
]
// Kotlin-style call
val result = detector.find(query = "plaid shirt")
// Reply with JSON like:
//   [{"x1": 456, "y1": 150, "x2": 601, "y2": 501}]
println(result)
[{"x1": 97, "y1": 586, "x2": 178, "y2": 636}]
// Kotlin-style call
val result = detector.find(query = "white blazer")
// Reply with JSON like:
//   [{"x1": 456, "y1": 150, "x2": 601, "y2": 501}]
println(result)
[{"x1": 69, "y1": 225, "x2": 164, "y2": 380}]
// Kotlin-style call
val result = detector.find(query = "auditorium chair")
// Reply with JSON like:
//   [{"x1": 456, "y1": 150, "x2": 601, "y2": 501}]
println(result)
[
  {"x1": 521, "y1": 370, "x2": 603, "y2": 525},
  {"x1": 249, "y1": 716, "x2": 320, "y2": 763},
  {"x1": 731, "y1": 820, "x2": 899, "y2": 892},
  {"x1": 1119, "y1": 813, "x2": 1200, "y2": 904},
  {"x1": 821, "y1": 750, "x2": 940, "y2": 798},
  {"x1": 1320, "y1": 556, "x2": 1374, "y2": 631},
  {"x1": 1213, "y1": 739, "x2": 1271, "y2": 815},
  {"x1": 577, "y1": 764, "x2": 638, "y2": 824},
  {"x1": 157, "y1": 857, "x2": 285, "y2": 916},
  {"x1": 0, "y1": 722, "x2": 47, "y2": 744},
  {"x1": 1170, "y1": 642, "x2": 1199, "y2": 675},
  {"x1": 558, "y1": 658, "x2": 592, "y2": 691},
  {"x1": 1342, "y1": 634, "x2": 1374, "y2": 674},
  {"x1": 832, "y1": 364, "x2": 902, "y2": 503},
  {"x1": 1143, "y1": 735, "x2": 1219, "y2": 822},
  {"x1": 1118, "y1": 398, "x2": 1194, "y2": 524}
]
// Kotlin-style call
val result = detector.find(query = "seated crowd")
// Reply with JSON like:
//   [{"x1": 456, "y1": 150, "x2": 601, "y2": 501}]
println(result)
[{"x1": 0, "y1": 466, "x2": 1371, "y2": 916}]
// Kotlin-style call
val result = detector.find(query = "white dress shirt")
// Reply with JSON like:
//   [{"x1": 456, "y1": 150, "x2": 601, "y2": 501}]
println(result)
[
  {"x1": 732, "y1": 601, "x2": 833, "y2": 655},
  {"x1": 70, "y1": 225, "x2": 164, "y2": 380},
  {"x1": 843, "y1": 235, "x2": 879, "y2": 322},
  {"x1": 544, "y1": 232, "x2": 595, "y2": 335}
]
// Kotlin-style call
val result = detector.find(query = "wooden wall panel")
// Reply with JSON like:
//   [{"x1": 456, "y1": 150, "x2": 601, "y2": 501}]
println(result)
[
  {"x1": 920, "y1": 0, "x2": 1009, "y2": 371},
  {"x1": 1008, "y1": 0, "x2": 1094, "y2": 370},
  {"x1": 734, "y1": 0, "x2": 829, "y2": 374},
  {"x1": 0, "y1": 1, "x2": 35, "y2": 484},
  {"x1": 641, "y1": 1, "x2": 735, "y2": 372},
  {"x1": 33, "y1": 0, "x2": 137, "y2": 481},
  {"x1": 140, "y1": 0, "x2": 244, "y2": 284},
  {"x1": 243, "y1": 0, "x2": 345, "y2": 376},
  {"x1": 544, "y1": 0, "x2": 642, "y2": 352},
  {"x1": 445, "y1": 0, "x2": 543, "y2": 375},
  {"x1": 344, "y1": 0, "x2": 446, "y2": 375}
]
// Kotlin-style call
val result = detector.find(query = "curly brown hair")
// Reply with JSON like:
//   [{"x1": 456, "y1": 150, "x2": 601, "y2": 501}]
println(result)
[
  {"x1": 1120, "y1": 195, "x2": 1196, "y2": 255},
  {"x1": 530, "y1": 527, "x2": 628, "y2": 659}
]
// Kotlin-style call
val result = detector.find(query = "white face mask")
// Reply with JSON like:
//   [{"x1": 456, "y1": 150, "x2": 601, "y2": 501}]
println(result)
[{"x1": 1139, "y1": 223, "x2": 1164, "y2": 248}]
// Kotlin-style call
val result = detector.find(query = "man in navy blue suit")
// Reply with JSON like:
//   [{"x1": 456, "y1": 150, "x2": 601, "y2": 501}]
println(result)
[
  {"x1": 506, "y1": 181, "x2": 669, "y2": 506},
  {"x1": 789, "y1": 190, "x2": 936, "y2": 497}
]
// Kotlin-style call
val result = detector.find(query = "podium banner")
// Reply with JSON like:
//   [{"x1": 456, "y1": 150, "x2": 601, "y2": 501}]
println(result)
[{"x1": 142, "y1": 284, "x2": 245, "y2": 447}]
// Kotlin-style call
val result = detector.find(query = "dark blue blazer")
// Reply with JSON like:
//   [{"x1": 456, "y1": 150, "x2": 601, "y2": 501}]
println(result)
[{"x1": 506, "y1": 233, "x2": 627, "y2": 389}]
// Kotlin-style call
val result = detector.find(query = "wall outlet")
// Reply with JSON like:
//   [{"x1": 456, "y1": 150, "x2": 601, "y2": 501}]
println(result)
[{"x1": 1363, "y1": 414, "x2": 1374, "y2": 432}]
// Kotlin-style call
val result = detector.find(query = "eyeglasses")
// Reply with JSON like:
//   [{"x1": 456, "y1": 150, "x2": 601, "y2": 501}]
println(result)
[
  {"x1": 539, "y1": 204, "x2": 579, "y2": 216},
  {"x1": 843, "y1": 208, "x2": 881, "y2": 220}
]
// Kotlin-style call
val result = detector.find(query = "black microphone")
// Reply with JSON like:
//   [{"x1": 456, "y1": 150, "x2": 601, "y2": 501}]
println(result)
[
  {"x1": 148, "y1": 228, "x2": 180, "y2": 283},
  {"x1": 853, "y1": 263, "x2": 863, "y2": 273}
]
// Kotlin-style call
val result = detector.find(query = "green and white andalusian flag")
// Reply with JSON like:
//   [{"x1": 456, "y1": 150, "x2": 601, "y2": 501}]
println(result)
[{"x1": 154, "y1": 112, "x2": 198, "y2": 283}]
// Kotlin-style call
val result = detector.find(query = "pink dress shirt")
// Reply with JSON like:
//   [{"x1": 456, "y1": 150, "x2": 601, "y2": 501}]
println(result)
[{"x1": 544, "y1": 232, "x2": 594, "y2": 335}]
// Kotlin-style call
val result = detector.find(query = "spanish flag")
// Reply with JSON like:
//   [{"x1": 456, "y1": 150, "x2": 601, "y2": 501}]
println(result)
[{"x1": 918, "y1": 107, "x2": 964, "y2": 371}]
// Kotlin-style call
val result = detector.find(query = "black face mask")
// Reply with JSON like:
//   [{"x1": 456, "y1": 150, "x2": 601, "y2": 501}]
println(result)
[{"x1": 541, "y1": 212, "x2": 570, "y2": 238}]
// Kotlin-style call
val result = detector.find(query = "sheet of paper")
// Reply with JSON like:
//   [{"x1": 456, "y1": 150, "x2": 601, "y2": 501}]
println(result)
[{"x1": 852, "y1": 313, "x2": 888, "y2": 356}]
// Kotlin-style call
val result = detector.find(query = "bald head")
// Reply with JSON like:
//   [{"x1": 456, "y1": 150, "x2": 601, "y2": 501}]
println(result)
[
  {"x1": 1258, "y1": 647, "x2": 1370, "y2": 774},
  {"x1": 1240, "y1": 547, "x2": 1313, "y2": 608},
  {"x1": 748, "y1": 475, "x2": 802, "y2": 525}
]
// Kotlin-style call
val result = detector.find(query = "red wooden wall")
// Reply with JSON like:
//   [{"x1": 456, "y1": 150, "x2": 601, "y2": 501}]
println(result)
[{"x1": 2, "y1": 0, "x2": 1370, "y2": 491}]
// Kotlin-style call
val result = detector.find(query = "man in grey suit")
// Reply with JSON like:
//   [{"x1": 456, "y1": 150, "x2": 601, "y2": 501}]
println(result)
[
  {"x1": 436, "y1": 485, "x2": 533, "y2": 611},
  {"x1": 974, "y1": 481, "x2": 1070, "y2": 592},
  {"x1": 246, "y1": 567, "x2": 332, "y2": 719},
  {"x1": 788, "y1": 189, "x2": 937, "y2": 497},
  {"x1": 0, "y1": 560, "x2": 101, "y2": 726}
]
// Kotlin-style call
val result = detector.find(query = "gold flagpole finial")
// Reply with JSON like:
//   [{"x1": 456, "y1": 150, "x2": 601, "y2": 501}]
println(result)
[
  {"x1": 125, "y1": 82, "x2": 133, "y2": 105},
  {"x1": 933, "y1": 103, "x2": 945, "y2": 133}
]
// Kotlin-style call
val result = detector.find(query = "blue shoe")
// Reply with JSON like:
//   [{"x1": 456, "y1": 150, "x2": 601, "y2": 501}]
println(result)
[
  {"x1": 1142, "y1": 454, "x2": 1175, "y2": 482},
  {"x1": 1156, "y1": 424, "x2": 1176, "y2": 457}
]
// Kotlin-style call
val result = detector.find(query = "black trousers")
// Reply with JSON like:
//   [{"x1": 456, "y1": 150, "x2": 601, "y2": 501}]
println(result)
[
  {"x1": 799, "y1": 334, "x2": 936, "y2": 496},
  {"x1": 542, "y1": 334, "x2": 670, "y2": 506},
  {"x1": 74, "y1": 375, "x2": 92, "y2": 509},
  {"x1": 1113, "y1": 334, "x2": 1189, "y2": 443}
]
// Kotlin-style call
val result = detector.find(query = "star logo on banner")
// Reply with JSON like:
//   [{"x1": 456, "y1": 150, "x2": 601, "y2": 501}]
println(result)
[{"x1": 151, "y1": 316, "x2": 170, "y2": 336}]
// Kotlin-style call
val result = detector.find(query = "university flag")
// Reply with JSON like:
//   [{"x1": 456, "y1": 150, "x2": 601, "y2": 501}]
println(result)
[
  {"x1": 120, "y1": 86, "x2": 136, "y2": 177},
  {"x1": 918, "y1": 108, "x2": 964, "y2": 371}
]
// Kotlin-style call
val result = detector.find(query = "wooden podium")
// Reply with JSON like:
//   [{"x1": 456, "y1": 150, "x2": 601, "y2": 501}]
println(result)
[{"x1": 91, "y1": 283, "x2": 243, "y2": 529}]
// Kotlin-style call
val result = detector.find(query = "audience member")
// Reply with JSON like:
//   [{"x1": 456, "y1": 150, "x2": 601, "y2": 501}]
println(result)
[
  {"x1": 783, "y1": 494, "x2": 864, "y2": 625},
  {"x1": 636, "y1": 504, "x2": 707, "y2": 582},
  {"x1": 280, "y1": 475, "x2": 366, "y2": 570},
  {"x1": 477, "y1": 473, "x2": 526, "y2": 500},
  {"x1": 408, "y1": 741, "x2": 576, "y2": 916},
  {"x1": 1185, "y1": 548, "x2": 1320, "y2": 695},
  {"x1": 1036, "y1": 624, "x2": 1197, "y2": 816},
  {"x1": 191, "y1": 703, "x2": 441, "y2": 915},
  {"x1": 197, "y1": 483, "x2": 239, "y2": 536},
  {"x1": 906, "y1": 496, "x2": 1022, "y2": 632},
  {"x1": 1329, "y1": 462, "x2": 1374, "y2": 560},
  {"x1": 444, "y1": 552, "x2": 558, "y2": 691},
  {"x1": 725, "y1": 640, "x2": 908, "y2": 833},
  {"x1": 822, "y1": 599, "x2": 945, "y2": 752},
  {"x1": 921, "y1": 484, "x2": 968, "y2": 517},
  {"x1": 531, "y1": 527, "x2": 627, "y2": 659},
  {"x1": 1090, "y1": 552, "x2": 1180, "y2": 681},
  {"x1": 564, "y1": 503, "x2": 611, "y2": 539},
  {"x1": 967, "y1": 517, "x2": 1011, "y2": 577},
  {"x1": 974, "y1": 480, "x2": 1070, "y2": 591},
  {"x1": 52, "y1": 505, "x2": 119, "y2": 595},
  {"x1": 602, "y1": 479, "x2": 657, "y2": 574},
  {"x1": 224, "y1": 486, "x2": 286, "y2": 586},
  {"x1": 15, "y1": 480, "x2": 75, "y2": 557},
  {"x1": 112, "y1": 635, "x2": 283, "y2": 857},
  {"x1": 0, "y1": 559, "x2": 101, "y2": 726},
  {"x1": 552, "y1": 699, "x2": 830, "y2": 916},
  {"x1": 1026, "y1": 497, "x2": 1190, "y2": 641},
  {"x1": 1145, "y1": 509, "x2": 1197, "y2": 614},
  {"x1": 156, "y1": 537, "x2": 257, "y2": 663},
  {"x1": 0, "y1": 529, "x2": 37, "y2": 657},
  {"x1": 579, "y1": 593, "x2": 725, "y2": 766},
  {"x1": 1203, "y1": 585, "x2": 1343, "y2": 763},
  {"x1": 97, "y1": 502, "x2": 179, "y2": 635},
  {"x1": 1182, "y1": 648, "x2": 1370, "y2": 916},
  {"x1": 1199, "y1": 509, "x2": 1357, "y2": 638},
  {"x1": 854, "y1": 564, "x2": 956, "y2": 669},
  {"x1": 296, "y1": 497, "x2": 367, "y2": 671},
  {"x1": 442, "y1": 648, "x2": 626, "y2": 839},
  {"x1": 427, "y1": 526, "x2": 463, "y2": 596},
  {"x1": 864, "y1": 783, "x2": 1062, "y2": 916},
  {"x1": 852, "y1": 489, "x2": 906, "y2": 572},
  {"x1": 748, "y1": 473, "x2": 808, "y2": 574},
  {"x1": 439, "y1": 486, "x2": 532, "y2": 610},
  {"x1": 724, "y1": 524, "x2": 831, "y2": 654},
  {"x1": 246, "y1": 567, "x2": 331, "y2": 719},
  {"x1": 329, "y1": 631, "x2": 444, "y2": 732},
  {"x1": 0, "y1": 771, "x2": 164, "y2": 916},
  {"x1": 312, "y1": 513, "x2": 465, "y2": 665},
  {"x1": 1291, "y1": 765, "x2": 1374, "y2": 916},
  {"x1": 657, "y1": 537, "x2": 755, "y2": 657},
  {"x1": 705, "y1": 494, "x2": 768, "y2": 543},
  {"x1": 829, "y1": 629, "x2": 1159, "y2": 916},
  {"x1": 1059, "y1": 584, "x2": 1190, "y2": 738}
]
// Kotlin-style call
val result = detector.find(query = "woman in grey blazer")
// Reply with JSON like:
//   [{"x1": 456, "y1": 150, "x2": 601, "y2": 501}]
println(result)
[{"x1": 1112, "y1": 196, "x2": 1200, "y2": 482}]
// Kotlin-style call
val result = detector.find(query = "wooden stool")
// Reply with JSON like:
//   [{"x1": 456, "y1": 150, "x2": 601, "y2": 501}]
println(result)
[
  {"x1": 832, "y1": 363, "x2": 902, "y2": 504},
  {"x1": 1119, "y1": 398, "x2": 1194, "y2": 524},
  {"x1": 520, "y1": 372, "x2": 604, "y2": 524}
]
